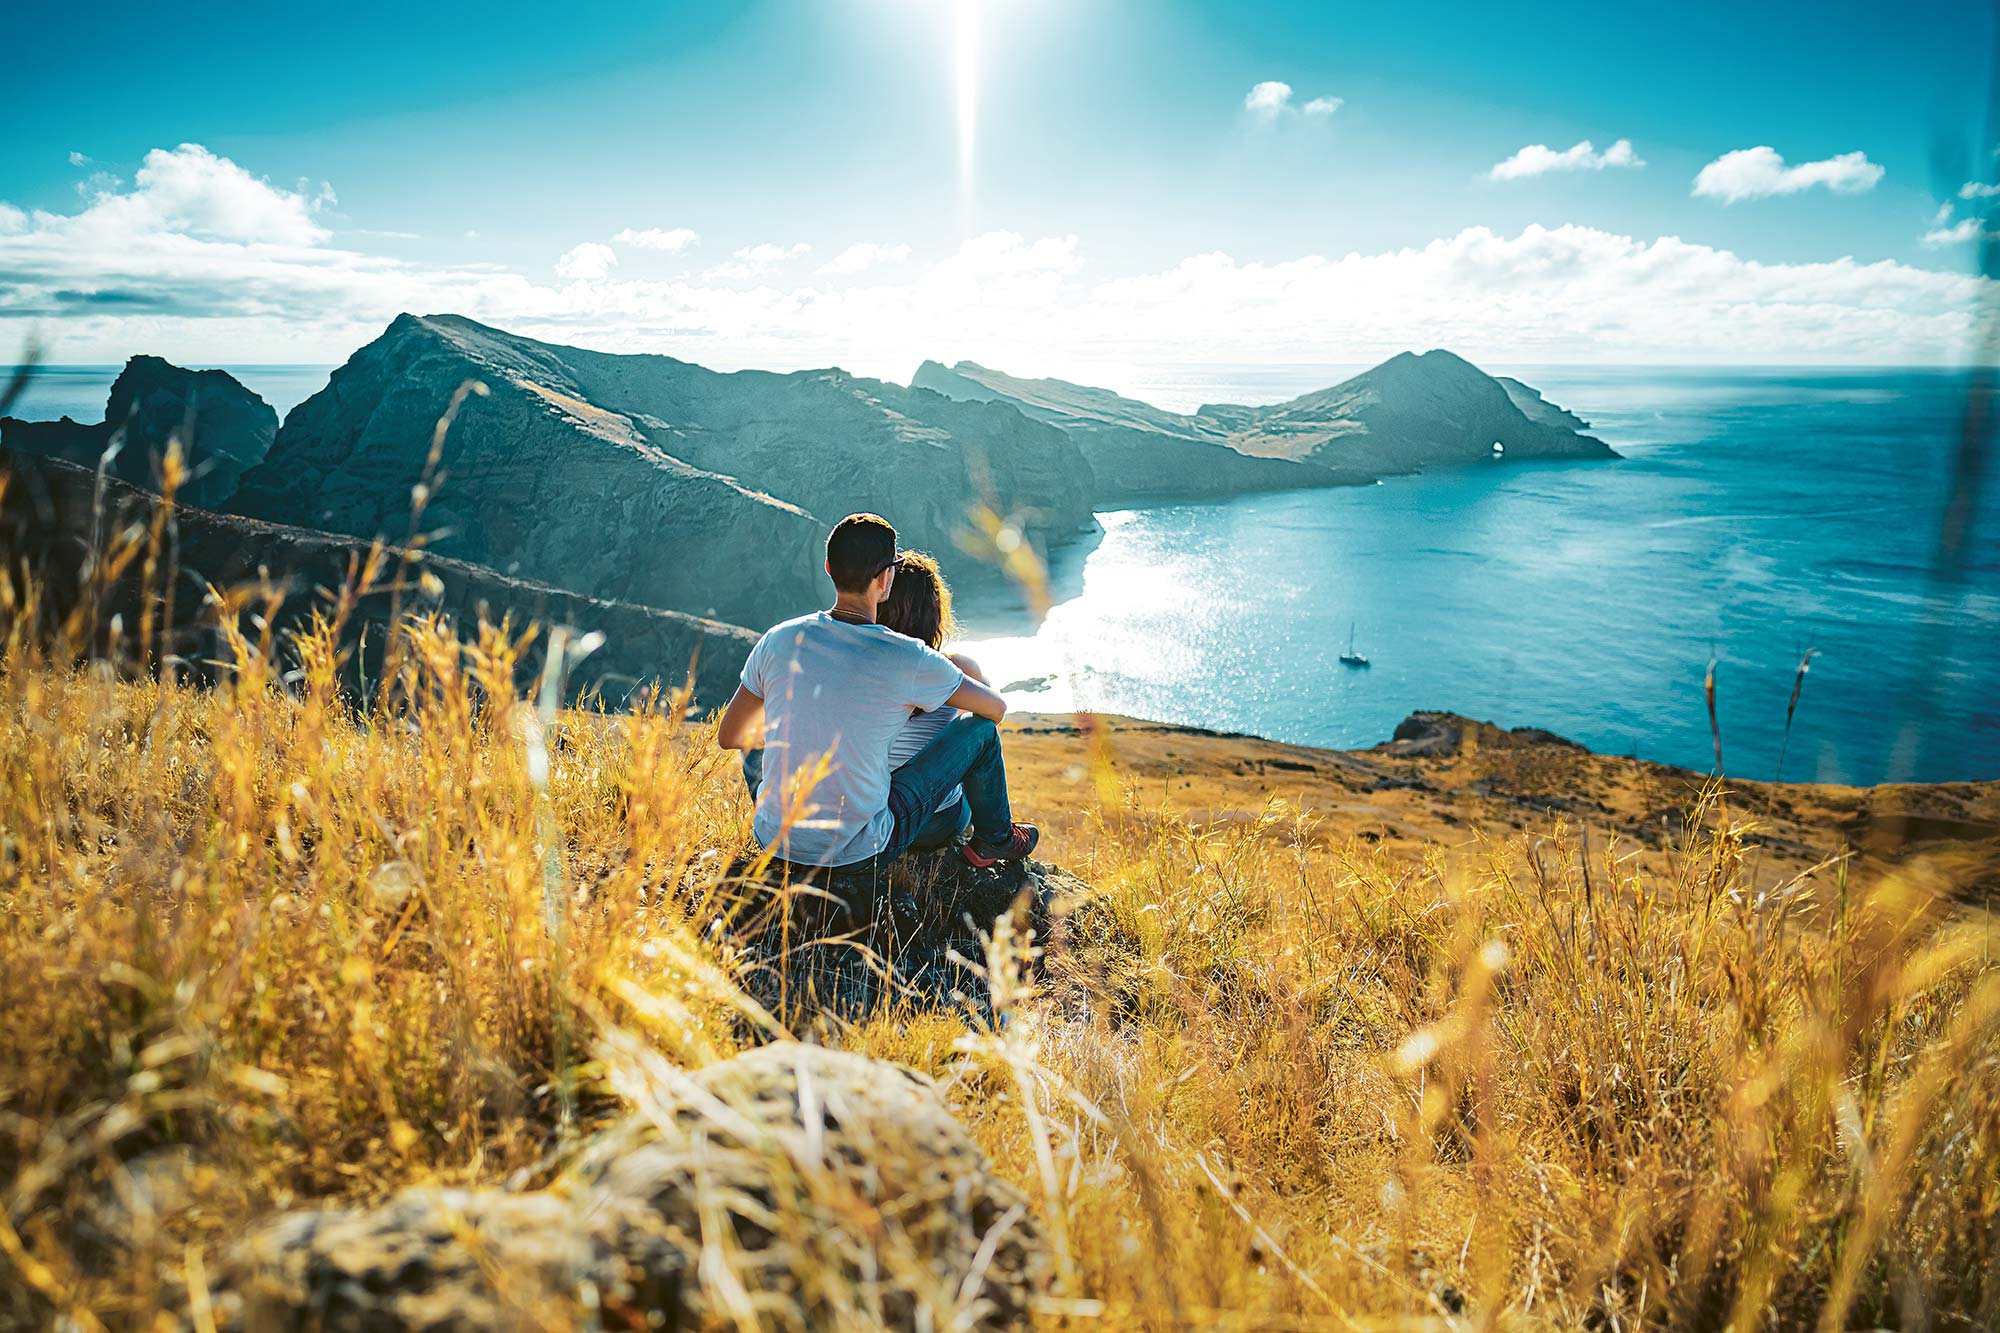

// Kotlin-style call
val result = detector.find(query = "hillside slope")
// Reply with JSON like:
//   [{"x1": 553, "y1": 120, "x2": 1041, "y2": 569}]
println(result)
[{"x1": 1, "y1": 447, "x2": 755, "y2": 706}]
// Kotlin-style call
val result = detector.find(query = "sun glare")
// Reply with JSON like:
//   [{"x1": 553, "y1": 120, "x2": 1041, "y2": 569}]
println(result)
[{"x1": 954, "y1": 0, "x2": 978, "y2": 227}]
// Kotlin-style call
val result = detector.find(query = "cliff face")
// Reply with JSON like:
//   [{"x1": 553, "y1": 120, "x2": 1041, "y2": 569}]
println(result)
[
  {"x1": 229, "y1": 315, "x2": 830, "y2": 629},
  {"x1": 2, "y1": 447, "x2": 756, "y2": 707},
  {"x1": 914, "y1": 349, "x2": 1614, "y2": 504},
  {"x1": 0, "y1": 356, "x2": 276, "y2": 508}
]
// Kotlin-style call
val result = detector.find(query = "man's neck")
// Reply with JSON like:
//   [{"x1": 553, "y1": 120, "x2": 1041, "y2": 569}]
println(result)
[{"x1": 829, "y1": 595, "x2": 876, "y2": 624}]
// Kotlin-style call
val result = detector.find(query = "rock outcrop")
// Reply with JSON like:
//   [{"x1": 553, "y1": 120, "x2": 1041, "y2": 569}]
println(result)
[
  {"x1": 1378, "y1": 710, "x2": 1589, "y2": 760},
  {"x1": 198, "y1": 1044, "x2": 1050, "y2": 1331},
  {"x1": 230, "y1": 316, "x2": 1097, "y2": 629},
  {"x1": 916, "y1": 349, "x2": 1616, "y2": 500},
  {"x1": 715, "y1": 852, "x2": 1085, "y2": 1024},
  {"x1": 0, "y1": 355, "x2": 276, "y2": 508},
  {"x1": 0, "y1": 448, "x2": 756, "y2": 707}
]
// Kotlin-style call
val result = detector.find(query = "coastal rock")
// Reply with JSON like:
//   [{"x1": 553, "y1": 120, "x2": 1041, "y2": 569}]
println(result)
[
  {"x1": 197, "y1": 1044, "x2": 1049, "y2": 1331},
  {"x1": 1379, "y1": 710, "x2": 1588, "y2": 759},
  {"x1": 230, "y1": 315, "x2": 1096, "y2": 628},
  {"x1": 0, "y1": 355, "x2": 276, "y2": 508},
  {"x1": 0, "y1": 447, "x2": 756, "y2": 706}
]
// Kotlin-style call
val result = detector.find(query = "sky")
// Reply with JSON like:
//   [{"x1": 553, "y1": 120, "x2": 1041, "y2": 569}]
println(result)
[{"x1": 3, "y1": 0, "x2": 1998, "y2": 387}]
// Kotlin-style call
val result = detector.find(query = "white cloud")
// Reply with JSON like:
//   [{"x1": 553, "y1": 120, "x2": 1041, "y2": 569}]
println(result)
[
  {"x1": 555, "y1": 241, "x2": 618, "y2": 280},
  {"x1": 36, "y1": 143, "x2": 335, "y2": 246},
  {"x1": 68, "y1": 151, "x2": 91, "y2": 168},
  {"x1": 613, "y1": 226, "x2": 700, "y2": 252},
  {"x1": 704, "y1": 241, "x2": 810, "y2": 280},
  {"x1": 1245, "y1": 82, "x2": 1342, "y2": 123},
  {"x1": 1959, "y1": 181, "x2": 2000, "y2": 200},
  {"x1": 0, "y1": 144, "x2": 1987, "y2": 375},
  {"x1": 1244, "y1": 81, "x2": 1293, "y2": 119},
  {"x1": 1489, "y1": 138, "x2": 1643, "y2": 181},
  {"x1": 1922, "y1": 217, "x2": 1996, "y2": 247},
  {"x1": 1932, "y1": 202, "x2": 1957, "y2": 227},
  {"x1": 820, "y1": 242, "x2": 912, "y2": 274},
  {"x1": 0, "y1": 203, "x2": 24, "y2": 235},
  {"x1": 1692, "y1": 147, "x2": 1884, "y2": 203}
]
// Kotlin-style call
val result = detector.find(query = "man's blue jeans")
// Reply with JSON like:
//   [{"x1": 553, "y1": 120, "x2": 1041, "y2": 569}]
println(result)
[{"x1": 741, "y1": 714, "x2": 1015, "y2": 875}]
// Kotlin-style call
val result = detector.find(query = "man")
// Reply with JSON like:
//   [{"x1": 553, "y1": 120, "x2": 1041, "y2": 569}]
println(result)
[{"x1": 716, "y1": 512, "x2": 1039, "y2": 872}]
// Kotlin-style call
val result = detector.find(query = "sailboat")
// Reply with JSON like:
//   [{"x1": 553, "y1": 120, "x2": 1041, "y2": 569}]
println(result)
[{"x1": 1339, "y1": 622, "x2": 1370, "y2": 668}]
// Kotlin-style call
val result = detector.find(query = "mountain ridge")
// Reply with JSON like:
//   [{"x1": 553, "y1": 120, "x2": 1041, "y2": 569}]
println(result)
[
  {"x1": 230, "y1": 314, "x2": 1097, "y2": 630},
  {"x1": 912, "y1": 347, "x2": 1615, "y2": 501}
]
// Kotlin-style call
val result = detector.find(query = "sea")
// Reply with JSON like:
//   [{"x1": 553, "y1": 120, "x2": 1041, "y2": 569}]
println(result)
[
  {"x1": 9, "y1": 362, "x2": 1995, "y2": 784},
  {"x1": 955, "y1": 366, "x2": 1998, "y2": 786}
]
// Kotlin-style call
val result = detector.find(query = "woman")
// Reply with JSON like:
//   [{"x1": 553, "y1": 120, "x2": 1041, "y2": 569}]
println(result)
[{"x1": 876, "y1": 550, "x2": 984, "y2": 849}]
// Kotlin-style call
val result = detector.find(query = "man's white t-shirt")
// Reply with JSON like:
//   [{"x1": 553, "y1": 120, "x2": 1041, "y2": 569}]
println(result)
[{"x1": 741, "y1": 612, "x2": 964, "y2": 867}]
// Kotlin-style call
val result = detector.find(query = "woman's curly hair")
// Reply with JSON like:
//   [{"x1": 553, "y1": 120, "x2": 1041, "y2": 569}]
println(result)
[{"x1": 877, "y1": 549, "x2": 955, "y2": 650}]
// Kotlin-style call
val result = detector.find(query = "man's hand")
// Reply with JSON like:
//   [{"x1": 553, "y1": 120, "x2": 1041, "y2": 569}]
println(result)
[
  {"x1": 946, "y1": 674, "x2": 1007, "y2": 722},
  {"x1": 716, "y1": 684, "x2": 766, "y2": 750}
]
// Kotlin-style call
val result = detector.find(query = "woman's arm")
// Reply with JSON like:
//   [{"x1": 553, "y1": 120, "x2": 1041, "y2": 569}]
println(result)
[
  {"x1": 947, "y1": 652, "x2": 987, "y2": 684},
  {"x1": 945, "y1": 674, "x2": 1006, "y2": 722},
  {"x1": 715, "y1": 684, "x2": 766, "y2": 751}
]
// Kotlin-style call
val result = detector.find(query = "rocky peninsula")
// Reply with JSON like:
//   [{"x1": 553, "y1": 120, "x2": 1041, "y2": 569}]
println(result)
[{"x1": 914, "y1": 347, "x2": 1616, "y2": 500}]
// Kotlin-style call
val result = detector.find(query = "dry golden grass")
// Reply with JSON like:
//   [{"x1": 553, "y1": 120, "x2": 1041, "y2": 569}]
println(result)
[{"x1": 1, "y1": 471, "x2": 1996, "y2": 1328}]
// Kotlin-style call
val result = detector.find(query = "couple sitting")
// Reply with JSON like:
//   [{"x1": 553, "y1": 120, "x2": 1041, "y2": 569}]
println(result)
[{"x1": 716, "y1": 513, "x2": 1039, "y2": 874}]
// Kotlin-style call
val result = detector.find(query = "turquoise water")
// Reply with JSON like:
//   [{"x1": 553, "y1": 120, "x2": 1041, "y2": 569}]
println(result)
[{"x1": 958, "y1": 368, "x2": 1998, "y2": 785}]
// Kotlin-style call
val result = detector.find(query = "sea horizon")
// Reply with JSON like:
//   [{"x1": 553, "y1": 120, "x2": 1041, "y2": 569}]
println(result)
[{"x1": 6, "y1": 357, "x2": 1988, "y2": 423}]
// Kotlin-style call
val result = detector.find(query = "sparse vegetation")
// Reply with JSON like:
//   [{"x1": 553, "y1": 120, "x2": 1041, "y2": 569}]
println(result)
[{"x1": 1, "y1": 471, "x2": 1996, "y2": 1330}]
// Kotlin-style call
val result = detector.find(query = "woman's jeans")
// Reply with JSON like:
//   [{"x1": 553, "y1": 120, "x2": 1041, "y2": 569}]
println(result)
[{"x1": 740, "y1": 714, "x2": 1015, "y2": 875}]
